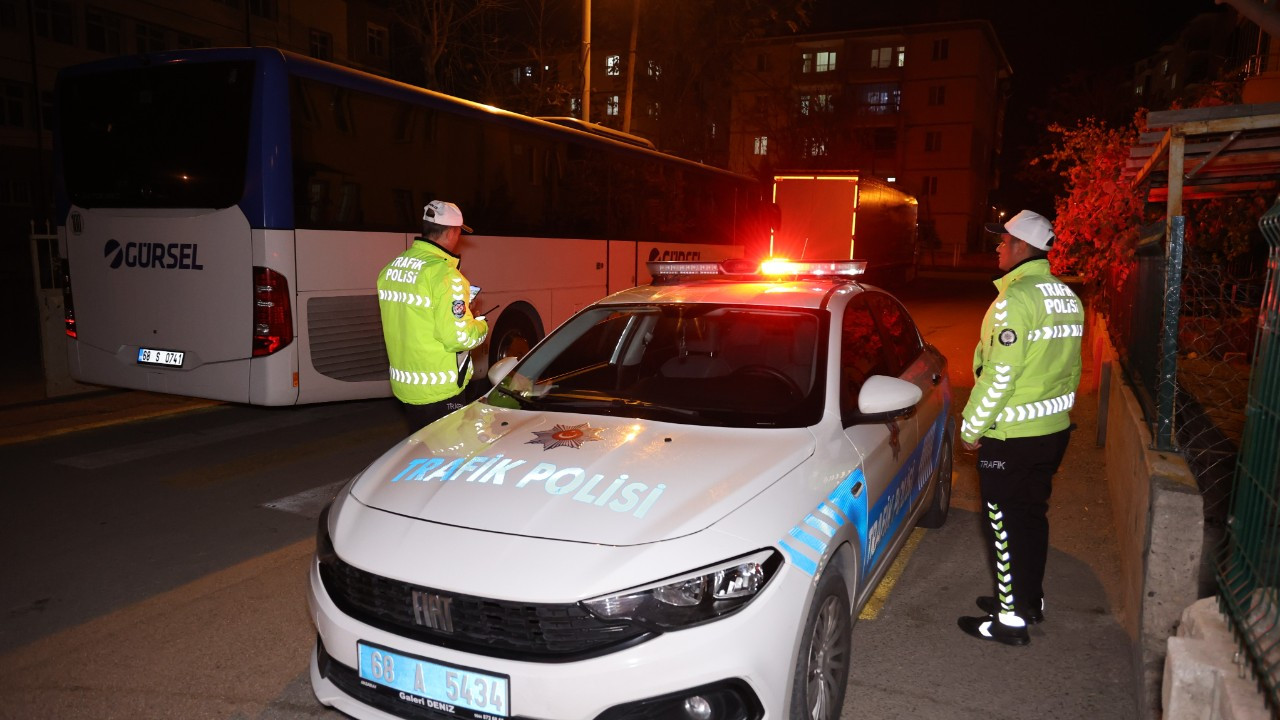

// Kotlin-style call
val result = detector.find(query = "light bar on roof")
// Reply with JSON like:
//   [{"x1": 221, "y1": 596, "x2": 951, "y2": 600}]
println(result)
[
  {"x1": 759, "y1": 258, "x2": 866, "y2": 277},
  {"x1": 646, "y1": 260, "x2": 724, "y2": 277}
]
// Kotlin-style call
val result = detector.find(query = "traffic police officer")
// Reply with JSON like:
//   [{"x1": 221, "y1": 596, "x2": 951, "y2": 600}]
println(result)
[
  {"x1": 378, "y1": 200, "x2": 489, "y2": 432},
  {"x1": 957, "y1": 209, "x2": 1083, "y2": 646}
]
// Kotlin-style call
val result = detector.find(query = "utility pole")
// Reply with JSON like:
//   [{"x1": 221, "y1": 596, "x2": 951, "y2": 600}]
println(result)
[
  {"x1": 581, "y1": 0, "x2": 591, "y2": 122},
  {"x1": 622, "y1": 0, "x2": 640, "y2": 133}
]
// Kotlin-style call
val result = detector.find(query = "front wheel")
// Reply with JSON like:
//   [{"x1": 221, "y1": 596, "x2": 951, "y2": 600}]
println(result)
[{"x1": 790, "y1": 565, "x2": 851, "y2": 720}]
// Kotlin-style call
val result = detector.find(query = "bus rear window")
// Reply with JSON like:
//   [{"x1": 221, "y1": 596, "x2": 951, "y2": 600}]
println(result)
[{"x1": 58, "y1": 61, "x2": 254, "y2": 209}]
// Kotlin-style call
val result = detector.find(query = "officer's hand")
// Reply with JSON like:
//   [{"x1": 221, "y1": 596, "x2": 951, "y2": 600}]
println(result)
[{"x1": 962, "y1": 439, "x2": 981, "y2": 452}]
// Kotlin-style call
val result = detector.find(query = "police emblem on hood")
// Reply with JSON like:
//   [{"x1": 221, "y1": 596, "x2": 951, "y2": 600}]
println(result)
[{"x1": 527, "y1": 422, "x2": 604, "y2": 450}]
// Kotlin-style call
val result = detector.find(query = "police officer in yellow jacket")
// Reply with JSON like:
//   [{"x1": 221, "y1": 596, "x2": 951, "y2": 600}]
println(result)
[
  {"x1": 957, "y1": 209, "x2": 1084, "y2": 647},
  {"x1": 378, "y1": 200, "x2": 489, "y2": 432}
]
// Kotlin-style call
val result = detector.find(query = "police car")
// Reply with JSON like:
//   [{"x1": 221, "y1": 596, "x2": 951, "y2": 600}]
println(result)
[{"x1": 308, "y1": 258, "x2": 954, "y2": 720}]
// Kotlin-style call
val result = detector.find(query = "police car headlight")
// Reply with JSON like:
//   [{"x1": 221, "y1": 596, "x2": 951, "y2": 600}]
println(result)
[{"x1": 582, "y1": 549, "x2": 781, "y2": 630}]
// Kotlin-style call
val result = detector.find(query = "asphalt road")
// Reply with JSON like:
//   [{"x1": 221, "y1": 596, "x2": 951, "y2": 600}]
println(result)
[{"x1": 0, "y1": 275, "x2": 1136, "y2": 719}]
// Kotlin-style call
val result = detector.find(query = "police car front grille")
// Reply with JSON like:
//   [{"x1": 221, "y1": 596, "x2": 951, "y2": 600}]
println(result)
[{"x1": 319, "y1": 556, "x2": 653, "y2": 662}]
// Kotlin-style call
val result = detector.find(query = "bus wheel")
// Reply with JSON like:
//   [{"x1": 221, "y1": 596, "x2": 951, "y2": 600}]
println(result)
[{"x1": 488, "y1": 306, "x2": 542, "y2": 367}]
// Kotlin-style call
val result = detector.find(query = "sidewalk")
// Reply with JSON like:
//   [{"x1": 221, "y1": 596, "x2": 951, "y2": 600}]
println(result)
[{"x1": 0, "y1": 370, "x2": 219, "y2": 447}]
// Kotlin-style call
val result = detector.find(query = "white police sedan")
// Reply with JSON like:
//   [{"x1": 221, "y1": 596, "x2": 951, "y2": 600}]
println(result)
[{"x1": 308, "y1": 258, "x2": 954, "y2": 720}]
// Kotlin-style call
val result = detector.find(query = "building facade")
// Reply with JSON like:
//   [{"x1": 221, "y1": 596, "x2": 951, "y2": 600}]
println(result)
[{"x1": 729, "y1": 21, "x2": 1011, "y2": 261}]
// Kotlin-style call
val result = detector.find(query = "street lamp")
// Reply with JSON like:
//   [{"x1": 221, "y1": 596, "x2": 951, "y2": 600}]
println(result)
[{"x1": 581, "y1": 0, "x2": 591, "y2": 121}]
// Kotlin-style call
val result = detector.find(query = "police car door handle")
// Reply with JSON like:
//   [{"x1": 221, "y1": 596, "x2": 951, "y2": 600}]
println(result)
[{"x1": 850, "y1": 481, "x2": 864, "y2": 498}]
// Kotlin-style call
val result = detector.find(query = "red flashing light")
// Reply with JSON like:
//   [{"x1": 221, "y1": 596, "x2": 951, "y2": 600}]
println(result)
[
  {"x1": 62, "y1": 258, "x2": 77, "y2": 338},
  {"x1": 253, "y1": 266, "x2": 293, "y2": 356}
]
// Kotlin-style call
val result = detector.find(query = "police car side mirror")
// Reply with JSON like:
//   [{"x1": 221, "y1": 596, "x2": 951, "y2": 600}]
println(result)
[
  {"x1": 488, "y1": 356, "x2": 521, "y2": 385},
  {"x1": 848, "y1": 375, "x2": 922, "y2": 424}
]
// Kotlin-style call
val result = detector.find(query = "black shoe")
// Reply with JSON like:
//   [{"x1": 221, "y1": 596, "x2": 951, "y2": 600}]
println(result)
[
  {"x1": 957, "y1": 614, "x2": 1030, "y2": 646},
  {"x1": 975, "y1": 596, "x2": 1044, "y2": 624}
]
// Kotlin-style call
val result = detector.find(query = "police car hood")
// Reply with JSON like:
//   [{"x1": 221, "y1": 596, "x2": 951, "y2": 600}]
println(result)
[{"x1": 350, "y1": 404, "x2": 815, "y2": 546}]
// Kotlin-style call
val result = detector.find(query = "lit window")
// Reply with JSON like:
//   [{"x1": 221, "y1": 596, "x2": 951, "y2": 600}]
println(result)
[
  {"x1": 816, "y1": 93, "x2": 834, "y2": 112},
  {"x1": 806, "y1": 138, "x2": 828, "y2": 157},
  {"x1": 607, "y1": 55, "x2": 622, "y2": 76},
  {"x1": 753, "y1": 136, "x2": 768, "y2": 156},
  {"x1": 871, "y1": 47, "x2": 892, "y2": 69},
  {"x1": 709, "y1": 122, "x2": 717, "y2": 138},
  {"x1": 860, "y1": 83, "x2": 900, "y2": 114},
  {"x1": 367, "y1": 23, "x2": 388, "y2": 59},
  {"x1": 647, "y1": 101, "x2": 660, "y2": 118},
  {"x1": 606, "y1": 95, "x2": 620, "y2": 116},
  {"x1": 570, "y1": 97, "x2": 581, "y2": 113},
  {"x1": 799, "y1": 94, "x2": 811, "y2": 116},
  {"x1": 648, "y1": 60, "x2": 662, "y2": 78},
  {"x1": 895, "y1": 46, "x2": 906, "y2": 67},
  {"x1": 802, "y1": 50, "x2": 837, "y2": 73}
]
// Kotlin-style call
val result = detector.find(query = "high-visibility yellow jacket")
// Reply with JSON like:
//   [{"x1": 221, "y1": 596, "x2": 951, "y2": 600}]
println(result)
[
  {"x1": 960, "y1": 258, "x2": 1084, "y2": 444},
  {"x1": 377, "y1": 239, "x2": 488, "y2": 405}
]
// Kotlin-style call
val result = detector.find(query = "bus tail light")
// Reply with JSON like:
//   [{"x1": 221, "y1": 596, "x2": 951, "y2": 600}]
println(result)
[
  {"x1": 253, "y1": 266, "x2": 293, "y2": 356},
  {"x1": 62, "y1": 258, "x2": 77, "y2": 338}
]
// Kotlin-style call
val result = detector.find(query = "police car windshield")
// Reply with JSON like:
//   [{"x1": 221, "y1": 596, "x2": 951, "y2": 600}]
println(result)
[{"x1": 488, "y1": 304, "x2": 825, "y2": 428}]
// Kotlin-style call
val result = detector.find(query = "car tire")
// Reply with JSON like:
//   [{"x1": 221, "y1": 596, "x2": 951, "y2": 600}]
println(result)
[
  {"x1": 790, "y1": 564, "x2": 851, "y2": 720},
  {"x1": 487, "y1": 306, "x2": 541, "y2": 368},
  {"x1": 917, "y1": 431, "x2": 953, "y2": 528}
]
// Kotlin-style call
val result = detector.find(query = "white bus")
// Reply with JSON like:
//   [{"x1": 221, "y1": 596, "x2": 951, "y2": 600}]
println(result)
[{"x1": 54, "y1": 48, "x2": 766, "y2": 405}]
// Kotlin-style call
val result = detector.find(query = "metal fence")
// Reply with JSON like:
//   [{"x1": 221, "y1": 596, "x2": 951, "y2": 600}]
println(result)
[
  {"x1": 1216, "y1": 199, "x2": 1280, "y2": 713},
  {"x1": 1104, "y1": 206, "x2": 1277, "y2": 711}
]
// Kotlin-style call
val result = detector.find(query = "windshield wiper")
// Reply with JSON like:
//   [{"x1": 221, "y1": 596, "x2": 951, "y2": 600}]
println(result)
[
  {"x1": 490, "y1": 384, "x2": 538, "y2": 408},
  {"x1": 538, "y1": 395, "x2": 699, "y2": 418}
]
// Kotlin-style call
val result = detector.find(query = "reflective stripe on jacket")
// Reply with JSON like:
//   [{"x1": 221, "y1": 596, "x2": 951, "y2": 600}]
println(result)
[
  {"x1": 377, "y1": 239, "x2": 488, "y2": 405},
  {"x1": 960, "y1": 258, "x2": 1083, "y2": 443}
]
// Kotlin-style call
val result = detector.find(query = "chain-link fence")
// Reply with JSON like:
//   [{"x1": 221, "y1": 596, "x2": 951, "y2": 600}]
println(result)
[
  {"x1": 1104, "y1": 216, "x2": 1262, "y2": 518},
  {"x1": 1103, "y1": 207, "x2": 1277, "y2": 712}
]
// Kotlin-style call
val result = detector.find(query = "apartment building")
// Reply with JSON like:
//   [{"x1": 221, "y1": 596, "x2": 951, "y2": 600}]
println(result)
[{"x1": 729, "y1": 21, "x2": 1011, "y2": 260}]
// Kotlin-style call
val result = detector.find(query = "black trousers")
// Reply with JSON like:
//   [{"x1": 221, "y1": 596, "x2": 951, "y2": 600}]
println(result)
[
  {"x1": 976, "y1": 428, "x2": 1071, "y2": 616},
  {"x1": 400, "y1": 395, "x2": 466, "y2": 434}
]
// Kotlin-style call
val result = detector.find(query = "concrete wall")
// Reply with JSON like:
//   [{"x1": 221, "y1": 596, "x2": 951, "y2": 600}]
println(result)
[{"x1": 1092, "y1": 316, "x2": 1204, "y2": 719}]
